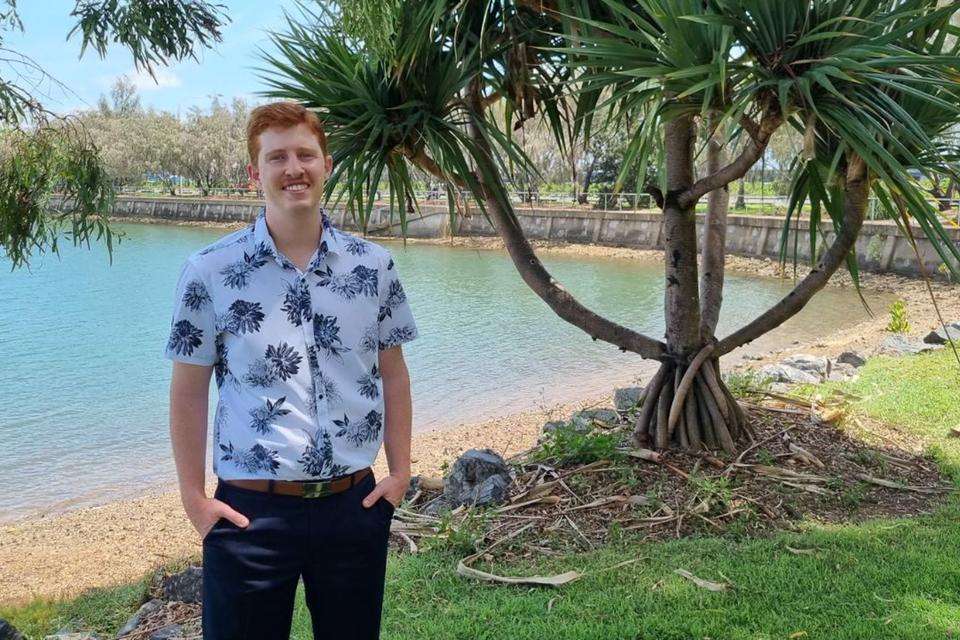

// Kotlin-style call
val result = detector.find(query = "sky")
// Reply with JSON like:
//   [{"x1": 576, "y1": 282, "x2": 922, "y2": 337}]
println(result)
[{"x1": 4, "y1": 1, "x2": 303, "y2": 116}]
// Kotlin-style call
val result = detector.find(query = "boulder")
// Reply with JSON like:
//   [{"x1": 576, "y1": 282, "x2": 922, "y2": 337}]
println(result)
[
  {"x1": 0, "y1": 619, "x2": 24, "y2": 640},
  {"x1": 541, "y1": 419, "x2": 589, "y2": 437},
  {"x1": 117, "y1": 599, "x2": 164, "y2": 638},
  {"x1": 827, "y1": 362, "x2": 859, "y2": 382},
  {"x1": 878, "y1": 334, "x2": 942, "y2": 356},
  {"x1": 43, "y1": 634, "x2": 100, "y2": 640},
  {"x1": 836, "y1": 351, "x2": 867, "y2": 368},
  {"x1": 780, "y1": 354, "x2": 829, "y2": 377},
  {"x1": 569, "y1": 408, "x2": 620, "y2": 426},
  {"x1": 421, "y1": 495, "x2": 453, "y2": 517},
  {"x1": 162, "y1": 566, "x2": 202, "y2": 604},
  {"x1": 613, "y1": 387, "x2": 644, "y2": 412},
  {"x1": 923, "y1": 322, "x2": 960, "y2": 345},
  {"x1": 759, "y1": 363, "x2": 820, "y2": 385},
  {"x1": 148, "y1": 624, "x2": 183, "y2": 640},
  {"x1": 443, "y1": 449, "x2": 513, "y2": 509}
]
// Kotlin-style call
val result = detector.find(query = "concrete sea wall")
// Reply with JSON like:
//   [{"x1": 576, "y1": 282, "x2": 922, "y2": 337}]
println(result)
[{"x1": 111, "y1": 196, "x2": 960, "y2": 278}]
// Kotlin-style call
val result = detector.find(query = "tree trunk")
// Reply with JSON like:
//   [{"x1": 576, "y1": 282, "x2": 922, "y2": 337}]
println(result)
[
  {"x1": 578, "y1": 158, "x2": 596, "y2": 204},
  {"x1": 735, "y1": 178, "x2": 745, "y2": 209},
  {"x1": 632, "y1": 114, "x2": 746, "y2": 454},
  {"x1": 700, "y1": 118, "x2": 729, "y2": 340}
]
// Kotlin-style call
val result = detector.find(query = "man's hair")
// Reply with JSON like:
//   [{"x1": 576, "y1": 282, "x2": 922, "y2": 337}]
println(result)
[{"x1": 246, "y1": 101, "x2": 328, "y2": 164}]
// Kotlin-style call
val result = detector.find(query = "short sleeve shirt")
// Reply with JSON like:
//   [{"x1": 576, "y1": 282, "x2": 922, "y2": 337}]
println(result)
[{"x1": 163, "y1": 209, "x2": 418, "y2": 480}]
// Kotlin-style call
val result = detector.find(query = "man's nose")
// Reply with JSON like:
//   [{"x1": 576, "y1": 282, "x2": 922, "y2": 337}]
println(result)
[{"x1": 284, "y1": 158, "x2": 305, "y2": 176}]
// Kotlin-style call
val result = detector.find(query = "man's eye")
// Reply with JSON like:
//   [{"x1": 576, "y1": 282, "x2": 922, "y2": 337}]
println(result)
[{"x1": 299, "y1": 153, "x2": 315, "y2": 160}]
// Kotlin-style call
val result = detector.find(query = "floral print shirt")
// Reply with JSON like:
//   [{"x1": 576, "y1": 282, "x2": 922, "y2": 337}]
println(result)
[{"x1": 164, "y1": 209, "x2": 418, "y2": 480}]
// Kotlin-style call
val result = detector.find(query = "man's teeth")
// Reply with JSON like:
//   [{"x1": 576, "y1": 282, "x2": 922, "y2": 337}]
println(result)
[{"x1": 284, "y1": 184, "x2": 308, "y2": 191}]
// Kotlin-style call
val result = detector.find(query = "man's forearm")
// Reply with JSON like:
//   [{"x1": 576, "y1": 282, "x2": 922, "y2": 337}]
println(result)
[
  {"x1": 170, "y1": 388, "x2": 210, "y2": 505},
  {"x1": 382, "y1": 366, "x2": 412, "y2": 480}
]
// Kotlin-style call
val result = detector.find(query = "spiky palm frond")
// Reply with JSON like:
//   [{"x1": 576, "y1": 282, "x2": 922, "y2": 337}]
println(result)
[
  {"x1": 258, "y1": 2, "x2": 544, "y2": 233},
  {"x1": 565, "y1": 0, "x2": 960, "y2": 278}
]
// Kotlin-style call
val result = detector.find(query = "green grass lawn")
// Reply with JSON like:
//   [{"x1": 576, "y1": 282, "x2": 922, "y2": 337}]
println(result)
[{"x1": 5, "y1": 351, "x2": 960, "y2": 639}]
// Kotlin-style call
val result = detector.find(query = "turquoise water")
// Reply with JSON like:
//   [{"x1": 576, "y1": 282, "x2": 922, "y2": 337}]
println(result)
[{"x1": 0, "y1": 222, "x2": 879, "y2": 522}]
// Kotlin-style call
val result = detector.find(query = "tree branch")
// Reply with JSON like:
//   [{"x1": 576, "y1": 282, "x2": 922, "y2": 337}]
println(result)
[
  {"x1": 399, "y1": 145, "x2": 476, "y2": 194},
  {"x1": 481, "y1": 90, "x2": 502, "y2": 109},
  {"x1": 715, "y1": 155, "x2": 868, "y2": 355},
  {"x1": 461, "y1": 81, "x2": 666, "y2": 360},
  {"x1": 678, "y1": 111, "x2": 781, "y2": 209}
]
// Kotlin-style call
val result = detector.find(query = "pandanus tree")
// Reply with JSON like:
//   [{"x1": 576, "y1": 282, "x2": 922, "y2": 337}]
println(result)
[{"x1": 261, "y1": 0, "x2": 960, "y2": 453}]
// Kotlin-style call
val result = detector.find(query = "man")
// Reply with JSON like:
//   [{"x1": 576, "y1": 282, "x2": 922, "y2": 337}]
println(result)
[{"x1": 165, "y1": 101, "x2": 417, "y2": 640}]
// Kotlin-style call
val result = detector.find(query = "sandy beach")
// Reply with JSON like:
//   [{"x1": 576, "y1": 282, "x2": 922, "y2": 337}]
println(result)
[{"x1": 2, "y1": 225, "x2": 958, "y2": 607}]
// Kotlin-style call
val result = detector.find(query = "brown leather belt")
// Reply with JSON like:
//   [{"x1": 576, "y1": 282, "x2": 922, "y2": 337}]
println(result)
[{"x1": 222, "y1": 467, "x2": 372, "y2": 498}]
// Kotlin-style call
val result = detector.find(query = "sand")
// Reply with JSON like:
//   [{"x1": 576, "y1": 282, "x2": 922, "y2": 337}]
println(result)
[{"x1": 3, "y1": 225, "x2": 959, "y2": 606}]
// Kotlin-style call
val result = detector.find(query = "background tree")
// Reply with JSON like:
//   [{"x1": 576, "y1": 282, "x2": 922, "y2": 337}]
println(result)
[
  {"x1": 0, "y1": 0, "x2": 227, "y2": 268},
  {"x1": 263, "y1": 0, "x2": 960, "y2": 454},
  {"x1": 79, "y1": 77, "x2": 152, "y2": 188},
  {"x1": 177, "y1": 97, "x2": 246, "y2": 196}
]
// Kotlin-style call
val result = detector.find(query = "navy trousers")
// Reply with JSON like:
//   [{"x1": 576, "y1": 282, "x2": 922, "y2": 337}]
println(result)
[{"x1": 201, "y1": 472, "x2": 394, "y2": 640}]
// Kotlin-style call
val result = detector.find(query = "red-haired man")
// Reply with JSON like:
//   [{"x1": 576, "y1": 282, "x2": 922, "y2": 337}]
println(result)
[{"x1": 166, "y1": 101, "x2": 417, "y2": 640}]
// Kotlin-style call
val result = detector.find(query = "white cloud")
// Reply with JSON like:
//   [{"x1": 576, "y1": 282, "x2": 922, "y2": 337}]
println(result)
[{"x1": 125, "y1": 68, "x2": 182, "y2": 91}]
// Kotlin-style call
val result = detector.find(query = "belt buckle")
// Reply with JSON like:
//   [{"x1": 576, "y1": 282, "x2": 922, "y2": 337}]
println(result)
[{"x1": 302, "y1": 481, "x2": 332, "y2": 498}]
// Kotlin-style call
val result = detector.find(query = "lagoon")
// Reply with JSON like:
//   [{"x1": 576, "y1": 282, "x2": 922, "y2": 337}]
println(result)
[{"x1": 0, "y1": 221, "x2": 880, "y2": 522}]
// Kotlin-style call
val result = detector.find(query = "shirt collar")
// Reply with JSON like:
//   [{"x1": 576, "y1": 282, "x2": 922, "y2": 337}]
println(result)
[{"x1": 253, "y1": 207, "x2": 341, "y2": 271}]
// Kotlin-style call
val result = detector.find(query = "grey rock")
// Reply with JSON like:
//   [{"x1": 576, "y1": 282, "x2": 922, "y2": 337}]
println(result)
[
  {"x1": 923, "y1": 322, "x2": 960, "y2": 345},
  {"x1": 836, "y1": 351, "x2": 867, "y2": 368},
  {"x1": 570, "y1": 408, "x2": 620, "y2": 426},
  {"x1": 162, "y1": 566, "x2": 202, "y2": 604},
  {"x1": 0, "y1": 619, "x2": 25, "y2": 640},
  {"x1": 827, "y1": 362, "x2": 859, "y2": 381},
  {"x1": 149, "y1": 624, "x2": 183, "y2": 640},
  {"x1": 443, "y1": 449, "x2": 513, "y2": 509},
  {"x1": 780, "y1": 354, "x2": 829, "y2": 376},
  {"x1": 44, "y1": 634, "x2": 100, "y2": 640},
  {"x1": 541, "y1": 419, "x2": 590, "y2": 437},
  {"x1": 404, "y1": 476, "x2": 422, "y2": 501},
  {"x1": 117, "y1": 599, "x2": 164, "y2": 637},
  {"x1": 878, "y1": 334, "x2": 942, "y2": 356},
  {"x1": 759, "y1": 364, "x2": 820, "y2": 385},
  {"x1": 613, "y1": 387, "x2": 644, "y2": 412},
  {"x1": 421, "y1": 495, "x2": 452, "y2": 517}
]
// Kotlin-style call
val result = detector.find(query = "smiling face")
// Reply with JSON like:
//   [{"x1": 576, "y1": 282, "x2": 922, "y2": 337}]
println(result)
[{"x1": 247, "y1": 122, "x2": 333, "y2": 218}]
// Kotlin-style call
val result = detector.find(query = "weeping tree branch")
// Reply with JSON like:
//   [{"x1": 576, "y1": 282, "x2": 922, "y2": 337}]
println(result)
[
  {"x1": 678, "y1": 111, "x2": 781, "y2": 209},
  {"x1": 716, "y1": 155, "x2": 869, "y2": 355},
  {"x1": 417, "y1": 82, "x2": 668, "y2": 360}
]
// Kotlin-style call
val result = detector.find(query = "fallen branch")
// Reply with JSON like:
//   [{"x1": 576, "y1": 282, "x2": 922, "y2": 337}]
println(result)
[
  {"x1": 674, "y1": 568, "x2": 730, "y2": 592},
  {"x1": 854, "y1": 473, "x2": 953, "y2": 494},
  {"x1": 456, "y1": 523, "x2": 582, "y2": 587}
]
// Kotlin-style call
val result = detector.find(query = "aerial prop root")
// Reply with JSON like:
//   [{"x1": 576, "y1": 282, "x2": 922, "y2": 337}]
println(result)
[{"x1": 633, "y1": 344, "x2": 748, "y2": 454}]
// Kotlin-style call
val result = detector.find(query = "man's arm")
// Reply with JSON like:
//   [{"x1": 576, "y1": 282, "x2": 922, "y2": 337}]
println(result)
[
  {"x1": 363, "y1": 345, "x2": 412, "y2": 508},
  {"x1": 170, "y1": 361, "x2": 248, "y2": 536}
]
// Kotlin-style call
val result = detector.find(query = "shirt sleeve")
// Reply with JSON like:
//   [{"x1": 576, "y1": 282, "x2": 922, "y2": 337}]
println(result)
[
  {"x1": 377, "y1": 250, "x2": 418, "y2": 351},
  {"x1": 163, "y1": 258, "x2": 218, "y2": 366}
]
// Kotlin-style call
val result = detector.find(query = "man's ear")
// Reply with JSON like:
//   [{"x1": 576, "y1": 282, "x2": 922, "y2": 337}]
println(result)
[
  {"x1": 246, "y1": 162, "x2": 259, "y2": 183},
  {"x1": 324, "y1": 155, "x2": 333, "y2": 178}
]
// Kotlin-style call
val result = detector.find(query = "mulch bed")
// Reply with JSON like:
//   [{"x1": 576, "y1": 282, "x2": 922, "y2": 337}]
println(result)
[{"x1": 387, "y1": 394, "x2": 953, "y2": 579}]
